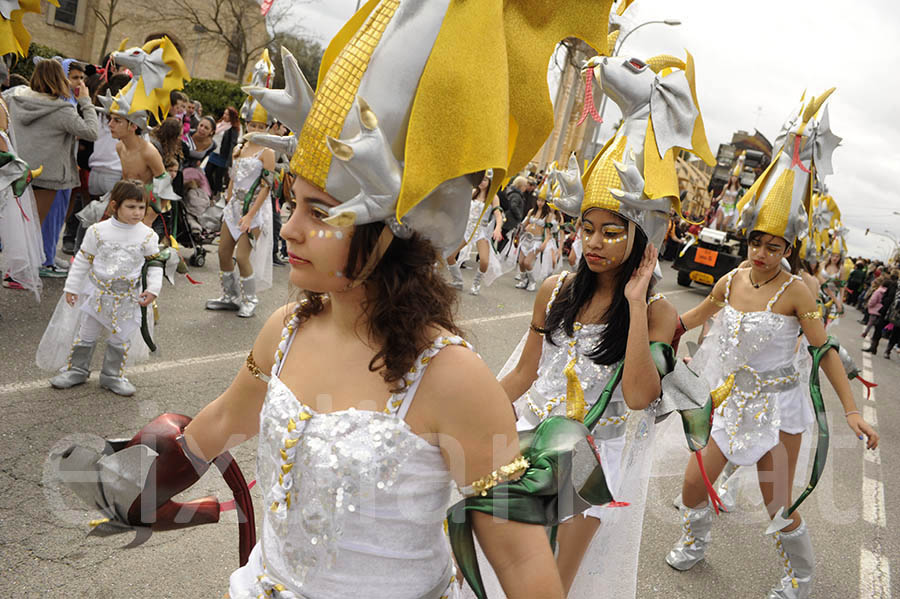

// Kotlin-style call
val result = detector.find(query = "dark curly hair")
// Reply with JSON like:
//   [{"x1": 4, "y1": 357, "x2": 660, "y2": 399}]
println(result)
[{"x1": 292, "y1": 222, "x2": 463, "y2": 392}]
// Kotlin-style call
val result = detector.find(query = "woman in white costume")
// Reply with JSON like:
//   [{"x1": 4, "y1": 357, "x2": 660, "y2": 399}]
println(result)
[
  {"x1": 205, "y1": 97, "x2": 274, "y2": 318},
  {"x1": 515, "y1": 179, "x2": 558, "y2": 291},
  {"x1": 447, "y1": 172, "x2": 503, "y2": 295},
  {"x1": 666, "y1": 91, "x2": 878, "y2": 599}
]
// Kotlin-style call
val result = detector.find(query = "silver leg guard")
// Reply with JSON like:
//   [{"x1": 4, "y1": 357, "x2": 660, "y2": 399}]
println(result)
[
  {"x1": 666, "y1": 503, "x2": 713, "y2": 571},
  {"x1": 237, "y1": 275, "x2": 259, "y2": 318},
  {"x1": 515, "y1": 270, "x2": 528, "y2": 288},
  {"x1": 768, "y1": 521, "x2": 814, "y2": 599},
  {"x1": 50, "y1": 341, "x2": 96, "y2": 389},
  {"x1": 715, "y1": 462, "x2": 740, "y2": 512},
  {"x1": 206, "y1": 270, "x2": 240, "y2": 311},
  {"x1": 525, "y1": 269, "x2": 537, "y2": 292},
  {"x1": 448, "y1": 263, "x2": 463, "y2": 290},
  {"x1": 470, "y1": 270, "x2": 484, "y2": 295},
  {"x1": 98, "y1": 343, "x2": 136, "y2": 396}
]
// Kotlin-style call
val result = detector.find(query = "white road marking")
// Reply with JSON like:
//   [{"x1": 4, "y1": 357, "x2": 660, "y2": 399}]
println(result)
[
  {"x1": 862, "y1": 368, "x2": 874, "y2": 380},
  {"x1": 864, "y1": 405, "x2": 878, "y2": 426},
  {"x1": 866, "y1": 447, "x2": 882, "y2": 465},
  {"x1": 863, "y1": 477, "x2": 887, "y2": 527},
  {"x1": 0, "y1": 312, "x2": 535, "y2": 397},
  {"x1": 860, "y1": 548, "x2": 891, "y2": 598}
]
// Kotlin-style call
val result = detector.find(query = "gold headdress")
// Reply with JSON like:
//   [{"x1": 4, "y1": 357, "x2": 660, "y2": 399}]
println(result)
[
  {"x1": 736, "y1": 88, "x2": 841, "y2": 244},
  {"x1": 245, "y1": 0, "x2": 614, "y2": 256},
  {"x1": 0, "y1": 0, "x2": 59, "y2": 57}
]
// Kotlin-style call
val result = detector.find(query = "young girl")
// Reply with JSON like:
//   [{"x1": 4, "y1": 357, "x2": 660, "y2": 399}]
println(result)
[
  {"x1": 36, "y1": 180, "x2": 163, "y2": 396},
  {"x1": 515, "y1": 180, "x2": 557, "y2": 291},
  {"x1": 205, "y1": 100, "x2": 274, "y2": 318},
  {"x1": 818, "y1": 243, "x2": 847, "y2": 321},
  {"x1": 52, "y1": 4, "x2": 617, "y2": 595},
  {"x1": 500, "y1": 159, "x2": 678, "y2": 593},
  {"x1": 446, "y1": 172, "x2": 504, "y2": 295},
  {"x1": 666, "y1": 91, "x2": 878, "y2": 597}
]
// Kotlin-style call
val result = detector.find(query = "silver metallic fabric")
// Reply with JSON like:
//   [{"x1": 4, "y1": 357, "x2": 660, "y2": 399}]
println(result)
[
  {"x1": 99, "y1": 342, "x2": 136, "y2": 396},
  {"x1": 206, "y1": 271, "x2": 240, "y2": 311},
  {"x1": 768, "y1": 521, "x2": 814, "y2": 599},
  {"x1": 666, "y1": 503, "x2": 713, "y2": 570},
  {"x1": 49, "y1": 341, "x2": 96, "y2": 389}
]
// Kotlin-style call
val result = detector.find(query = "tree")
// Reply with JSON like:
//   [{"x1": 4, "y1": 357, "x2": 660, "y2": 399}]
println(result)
[
  {"x1": 94, "y1": 0, "x2": 127, "y2": 62},
  {"x1": 138, "y1": 0, "x2": 302, "y2": 80},
  {"x1": 269, "y1": 33, "x2": 324, "y2": 91}
]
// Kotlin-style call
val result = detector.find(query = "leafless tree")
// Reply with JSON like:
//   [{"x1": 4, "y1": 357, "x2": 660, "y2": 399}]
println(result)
[{"x1": 94, "y1": 0, "x2": 127, "y2": 61}]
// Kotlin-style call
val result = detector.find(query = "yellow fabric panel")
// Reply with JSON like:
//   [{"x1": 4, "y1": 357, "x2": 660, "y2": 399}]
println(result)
[
  {"x1": 3, "y1": 0, "x2": 57, "y2": 57},
  {"x1": 646, "y1": 55, "x2": 684, "y2": 73},
  {"x1": 683, "y1": 52, "x2": 715, "y2": 166},
  {"x1": 736, "y1": 148, "x2": 781, "y2": 216},
  {"x1": 396, "y1": 0, "x2": 613, "y2": 220},
  {"x1": 754, "y1": 168, "x2": 795, "y2": 238},
  {"x1": 583, "y1": 136, "x2": 627, "y2": 214},
  {"x1": 642, "y1": 116, "x2": 679, "y2": 200}
]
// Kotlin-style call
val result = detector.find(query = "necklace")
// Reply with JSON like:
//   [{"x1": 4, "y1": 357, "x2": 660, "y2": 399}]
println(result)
[{"x1": 749, "y1": 269, "x2": 781, "y2": 289}]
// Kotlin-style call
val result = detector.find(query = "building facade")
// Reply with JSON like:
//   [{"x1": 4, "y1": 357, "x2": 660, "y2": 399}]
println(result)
[{"x1": 23, "y1": 0, "x2": 268, "y2": 82}]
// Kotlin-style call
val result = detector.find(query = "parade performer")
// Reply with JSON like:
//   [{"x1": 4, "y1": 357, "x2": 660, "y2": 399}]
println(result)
[
  {"x1": 36, "y1": 180, "x2": 166, "y2": 396},
  {"x1": 665, "y1": 89, "x2": 878, "y2": 599},
  {"x1": 0, "y1": 60, "x2": 45, "y2": 300},
  {"x1": 513, "y1": 178, "x2": 558, "y2": 291},
  {"x1": 447, "y1": 171, "x2": 504, "y2": 295},
  {"x1": 52, "y1": 2, "x2": 617, "y2": 597},
  {"x1": 204, "y1": 96, "x2": 275, "y2": 318}
]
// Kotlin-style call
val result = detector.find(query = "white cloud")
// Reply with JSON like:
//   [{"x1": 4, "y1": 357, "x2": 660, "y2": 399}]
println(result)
[{"x1": 272, "y1": 0, "x2": 900, "y2": 259}]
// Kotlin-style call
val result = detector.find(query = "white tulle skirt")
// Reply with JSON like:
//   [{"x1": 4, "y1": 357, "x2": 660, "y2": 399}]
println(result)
[
  {"x1": 0, "y1": 185, "x2": 44, "y2": 301},
  {"x1": 223, "y1": 196, "x2": 273, "y2": 292}
]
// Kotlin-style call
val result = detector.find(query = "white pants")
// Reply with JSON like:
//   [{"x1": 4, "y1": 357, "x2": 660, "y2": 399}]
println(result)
[{"x1": 77, "y1": 314, "x2": 129, "y2": 345}]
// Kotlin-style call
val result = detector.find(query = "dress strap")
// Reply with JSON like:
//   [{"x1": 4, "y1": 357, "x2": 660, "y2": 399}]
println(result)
[
  {"x1": 545, "y1": 271, "x2": 569, "y2": 315},
  {"x1": 387, "y1": 335, "x2": 474, "y2": 420},
  {"x1": 723, "y1": 269, "x2": 738, "y2": 303},
  {"x1": 272, "y1": 306, "x2": 304, "y2": 377},
  {"x1": 766, "y1": 275, "x2": 800, "y2": 312}
]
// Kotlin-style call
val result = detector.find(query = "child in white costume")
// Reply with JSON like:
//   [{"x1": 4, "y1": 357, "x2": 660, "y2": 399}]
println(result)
[{"x1": 37, "y1": 181, "x2": 162, "y2": 396}]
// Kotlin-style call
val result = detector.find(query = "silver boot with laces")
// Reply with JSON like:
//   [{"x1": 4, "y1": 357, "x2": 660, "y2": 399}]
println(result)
[
  {"x1": 768, "y1": 521, "x2": 814, "y2": 599},
  {"x1": 206, "y1": 270, "x2": 240, "y2": 311},
  {"x1": 237, "y1": 275, "x2": 259, "y2": 318},
  {"x1": 666, "y1": 503, "x2": 713, "y2": 570},
  {"x1": 470, "y1": 270, "x2": 484, "y2": 295},
  {"x1": 50, "y1": 341, "x2": 96, "y2": 389},
  {"x1": 98, "y1": 342, "x2": 136, "y2": 396}
]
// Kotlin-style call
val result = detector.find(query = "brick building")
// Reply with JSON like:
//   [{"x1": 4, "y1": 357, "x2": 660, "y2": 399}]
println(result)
[{"x1": 22, "y1": 0, "x2": 269, "y2": 82}]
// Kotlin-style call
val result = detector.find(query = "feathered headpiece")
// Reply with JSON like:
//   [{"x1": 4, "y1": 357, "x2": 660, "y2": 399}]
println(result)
[{"x1": 245, "y1": 0, "x2": 614, "y2": 257}]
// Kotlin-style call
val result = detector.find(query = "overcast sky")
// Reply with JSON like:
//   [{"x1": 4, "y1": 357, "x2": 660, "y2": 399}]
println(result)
[{"x1": 270, "y1": 0, "x2": 900, "y2": 260}]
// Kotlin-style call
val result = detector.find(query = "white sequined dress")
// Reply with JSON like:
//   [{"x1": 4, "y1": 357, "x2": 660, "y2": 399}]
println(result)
[
  {"x1": 691, "y1": 269, "x2": 814, "y2": 466},
  {"x1": 229, "y1": 310, "x2": 465, "y2": 599}
]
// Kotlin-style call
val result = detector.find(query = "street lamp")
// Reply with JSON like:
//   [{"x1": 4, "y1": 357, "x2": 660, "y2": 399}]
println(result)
[{"x1": 588, "y1": 19, "x2": 682, "y2": 156}]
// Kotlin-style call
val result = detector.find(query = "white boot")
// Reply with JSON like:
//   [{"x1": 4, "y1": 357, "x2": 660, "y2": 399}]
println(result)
[
  {"x1": 515, "y1": 270, "x2": 528, "y2": 288},
  {"x1": 50, "y1": 341, "x2": 96, "y2": 389},
  {"x1": 237, "y1": 275, "x2": 259, "y2": 318},
  {"x1": 666, "y1": 503, "x2": 714, "y2": 571},
  {"x1": 98, "y1": 343, "x2": 136, "y2": 396},
  {"x1": 715, "y1": 462, "x2": 740, "y2": 512},
  {"x1": 470, "y1": 270, "x2": 484, "y2": 295},
  {"x1": 525, "y1": 270, "x2": 537, "y2": 292},
  {"x1": 768, "y1": 521, "x2": 814, "y2": 599},
  {"x1": 206, "y1": 270, "x2": 240, "y2": 311},
  {"x1": 448, "y1": 263, "x2": 463, "y2": 290}
]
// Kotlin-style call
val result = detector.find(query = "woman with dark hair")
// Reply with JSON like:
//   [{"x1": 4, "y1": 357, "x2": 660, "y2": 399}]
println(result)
[
  {"x1": 515, "y1": 178, "x2": 558, "y2": 291},
  {"x1": 446, "y1": 171, "x2": 503, "y2": 295},
  {"x1": 5, "y1": 59, "x2": 98, "y2": 227},
  {"x1": 500, "y1": 158, "x2": 678, "y2": 592},
  {"x1": 205, "y1": 106, "x2": 241, "y2": 196}
]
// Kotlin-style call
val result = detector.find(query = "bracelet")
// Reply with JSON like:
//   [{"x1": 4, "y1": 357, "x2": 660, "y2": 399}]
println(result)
[{"x1": 844, "y1": 410, "x2": 860, "y2": 418}]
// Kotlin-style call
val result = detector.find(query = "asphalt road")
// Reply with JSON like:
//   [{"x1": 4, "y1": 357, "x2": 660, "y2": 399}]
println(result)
[{"x1": 0, "y1": 252, "x2": 895, "y2": 598}]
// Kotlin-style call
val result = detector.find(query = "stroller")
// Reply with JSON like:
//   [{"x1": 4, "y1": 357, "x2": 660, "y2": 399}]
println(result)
[{"x1": 171, "y1": 167, "x2": 221, "y2": 267}]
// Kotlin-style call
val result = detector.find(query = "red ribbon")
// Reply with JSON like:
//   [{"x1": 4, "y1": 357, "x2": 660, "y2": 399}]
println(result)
[
  {"x1": 14, "y1": 197, "x2": 29, "y2": 222},
  {"x1": 577, "y1": 68, "x2": 603, "y2": 126},
  {"x1": 790, "y1": 135, "x2": 811, "y2": 174},
  {"x1": 856, "y1": 376, "x2": 877, "y2": 401}
]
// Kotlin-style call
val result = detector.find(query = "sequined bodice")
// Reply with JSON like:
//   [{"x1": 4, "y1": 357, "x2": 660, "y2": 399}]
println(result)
[
  {"x1": 230, "y1": 153, "x2": 264, "y2": 194},
  {"x1": 93, "y1": 235, "x2": 147, "y2": 281},
  {"x1": 254, "y1": 313, "x2": 467, "y2": 596},
  {"x1": 467, "y1": 200, "x2": 490, "y2": 229}
]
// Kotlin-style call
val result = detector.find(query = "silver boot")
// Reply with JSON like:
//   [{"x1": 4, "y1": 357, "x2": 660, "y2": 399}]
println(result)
[
  {"x1": 715, "y1": 462, "x2": 740, "y2": 512},
  {"x1": 515, "y1": 271, "x2": 528, "y2": 288},
  {"x1": 525, "y1": 270, "x2": 537, "y2": 292},
  {"x1": 448, "y1": 263, "x2": 463, "y2": 290},
  {"x1": 237, "y1": 275, "x2": 259, "y2": 318},
  {"x1": 470, "y1": 270, "x2": 484, "y2": 295},
  {"x1": 50, "y1": 341, "x2": 96, "y2": 389},
  {"x1": 98, "y1": 343, "x2": 136, "y2": 396},
  {"x1": 768, "y1": 521, "x2": 814, "y2": 599},
  {"x1": 206, "y1": 270, "x2": 241, "y2": 311},
  {"x1": 666, "y1": 503, "x2": 713, "y2": 571}
]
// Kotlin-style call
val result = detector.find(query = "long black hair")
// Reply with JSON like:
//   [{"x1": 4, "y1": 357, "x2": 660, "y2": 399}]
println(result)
[{"x1": 537, "y1": 221, "x2": 652, "y2": 365}]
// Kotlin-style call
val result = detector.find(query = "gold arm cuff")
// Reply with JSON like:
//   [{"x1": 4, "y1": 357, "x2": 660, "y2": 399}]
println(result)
[
  {"x1": 464, "y1": 455, "x2": 530, "y2": 497},
  {"x1": 798, "y1": 308, "x2": 823, "y2": 320},
  {"x1": 707, "y1": 295, "x2": 726, "y2": 308},
  {"x1": 245, "y1": 350, "x2": 269, "y2": 382}
]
